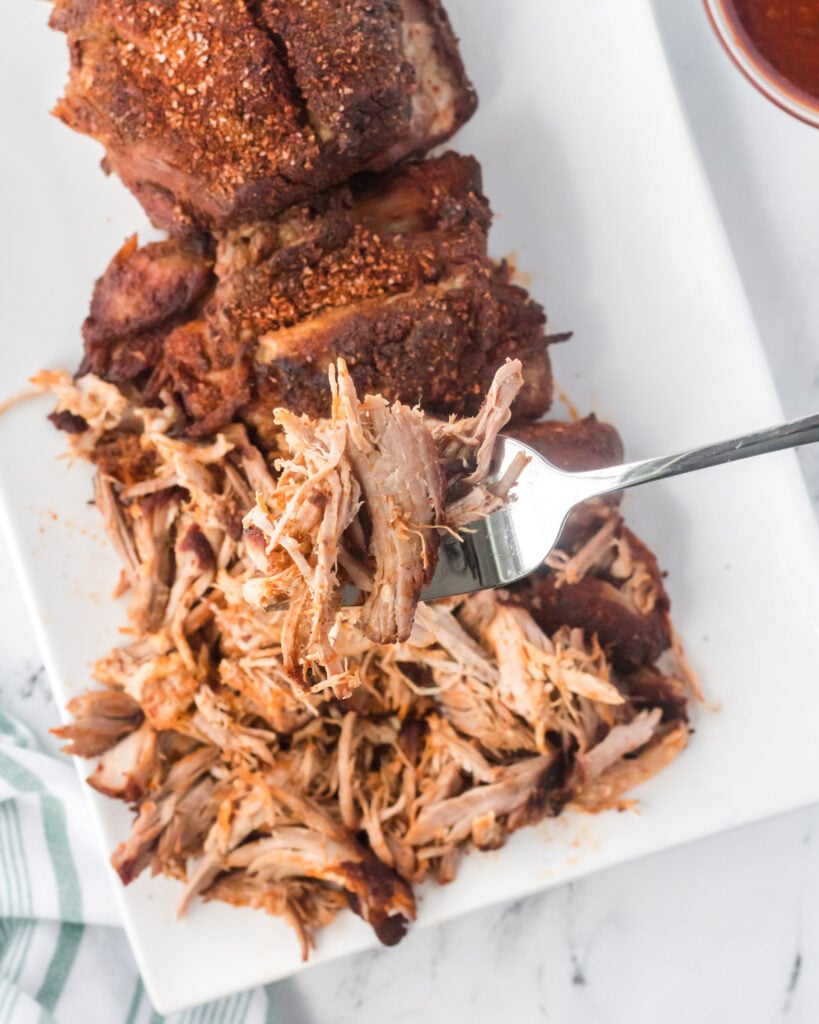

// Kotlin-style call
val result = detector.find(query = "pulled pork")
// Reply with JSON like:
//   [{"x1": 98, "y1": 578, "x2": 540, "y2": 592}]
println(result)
[
  {"x1": 46, "y1": 365, "x2": 697, "y2": 958},
  {"x1": 242, "y1": 358, "x2": 525, "y2": 687}
]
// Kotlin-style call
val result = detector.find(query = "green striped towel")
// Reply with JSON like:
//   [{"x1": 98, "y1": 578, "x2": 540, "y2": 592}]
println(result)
[{"x1": 0, "y1": 709, "x2": 277, "y2": 1023}]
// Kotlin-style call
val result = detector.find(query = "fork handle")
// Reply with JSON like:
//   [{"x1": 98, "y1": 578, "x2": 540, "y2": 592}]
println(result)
[{"x1": 574, "y1": 412, "x2": 819, "y2": 498}]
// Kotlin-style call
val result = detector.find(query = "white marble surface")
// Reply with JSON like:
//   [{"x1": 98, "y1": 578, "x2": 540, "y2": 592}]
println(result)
[{"x1": 2, "y1": 1, "x2": 819, "y2": 1021}]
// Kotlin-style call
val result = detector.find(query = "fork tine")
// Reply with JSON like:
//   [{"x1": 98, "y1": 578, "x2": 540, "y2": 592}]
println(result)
[{"x1": 341, "y1": 436, "x2": 577, "y2": 606}]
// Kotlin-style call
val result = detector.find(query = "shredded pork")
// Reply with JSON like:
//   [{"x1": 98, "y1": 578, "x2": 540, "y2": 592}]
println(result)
[{"x1": 45, "y1": 361, "x2": 697, "y2": 958}]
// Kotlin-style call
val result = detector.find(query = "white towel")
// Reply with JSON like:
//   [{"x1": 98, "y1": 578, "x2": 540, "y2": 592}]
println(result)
[{"x1": 0, "y1": 709, "x2": 277, "y2": 1024}]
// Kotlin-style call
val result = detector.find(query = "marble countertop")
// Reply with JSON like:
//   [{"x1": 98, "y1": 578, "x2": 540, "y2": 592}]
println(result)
[{"x1": 2, "y1": 1, "x2": 819, "y2": 1021}]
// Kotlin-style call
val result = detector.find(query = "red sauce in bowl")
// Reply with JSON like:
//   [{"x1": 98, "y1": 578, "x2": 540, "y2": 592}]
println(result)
[{"x1": 727, "y1": 0, "x2": 819, "y2": 102}]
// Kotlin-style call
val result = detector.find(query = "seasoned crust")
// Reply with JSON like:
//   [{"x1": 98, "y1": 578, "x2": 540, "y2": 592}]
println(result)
[
  {"x1": 528, "y1": 572, "x2": 672, "y2": 674},
  {"x1": 506, "y1": 417, "x2": 673, "y2": 674},
  {"x1": 244, "y1": 265, "x2": 547, "y2": 443},
  {"x1": 80, "y1": 235, "x2": 213, "y2": 382},
  {"x1": 226, "y1": 154, "x2": 551, "y2": 438},
  {"x1": 50, "y1": 0, "x2": 477, "y2": 232},
  {"x1": 514, "y1": 511, "x2": 673, "y2": 675},
  {"x1": 82, "y1": 235, "x2": 213, "y2": 348},
  {"x1": 74, "y1": 153, "x2": 554, "y2": 441},
  {"x1": 509, "y1": 415, "x2": 625, "y2": 471}
]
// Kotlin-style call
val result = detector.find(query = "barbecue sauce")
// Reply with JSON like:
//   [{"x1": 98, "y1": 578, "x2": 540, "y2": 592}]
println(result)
[{"x1": 728, "y1": 0, "x2": 819, "y2": 102}]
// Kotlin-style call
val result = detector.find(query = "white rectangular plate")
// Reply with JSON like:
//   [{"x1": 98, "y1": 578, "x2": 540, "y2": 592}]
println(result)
[{"x1": 3, "y1": 0, "x2": 819, "y2": 1013}]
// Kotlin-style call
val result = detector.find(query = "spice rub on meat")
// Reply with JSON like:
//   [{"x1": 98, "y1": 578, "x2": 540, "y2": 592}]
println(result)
[
  {"x1": 46, "y1": 362, "x2": 698, "y2": 954},
  {"x1": 50, "y1": 0, "x2": 477, "y2": 233},
  {"x1": 79, "y1": 234, "x2": 214, "y2": 383},
  {"x1": 73, "y1": 153, "x2": 553, "y2": 443}
]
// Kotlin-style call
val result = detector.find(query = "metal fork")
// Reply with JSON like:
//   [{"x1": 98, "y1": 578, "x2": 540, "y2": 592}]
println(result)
[{"x1": 407, "y1": 412, "x2": 819, "y2": 602}]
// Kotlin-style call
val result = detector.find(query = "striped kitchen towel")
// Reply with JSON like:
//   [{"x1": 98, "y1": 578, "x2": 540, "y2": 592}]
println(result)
[{"x1": 0, "y1": 709, "x2": 276, "y2": 1024}]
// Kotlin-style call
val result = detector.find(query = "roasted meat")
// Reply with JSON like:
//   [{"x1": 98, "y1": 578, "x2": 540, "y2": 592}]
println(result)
[
  {"x1": 510, "y1": 415, "x2": 624, "y2": 473},
  {"x1": 48, "y1": 353, "x2": 696, "y2": 954},
  {"x1": 41, "y1": 0, "x2": 697, "y2": 962},
  {"x1": 525, "y1": 522, "x2": 673, "y2": 673},
  {"x1": 70, "y1": 153, "x2": 553, "y2": 441},
  {"x1": 50, "y1": 0, "x2": 476, "y2": 232},
  {"x1": 79, "y1": 234, "x2": 214, "y2": 382},
  {"x1": 508, "y1": 402, "x2": 662, "y2": 656}
]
